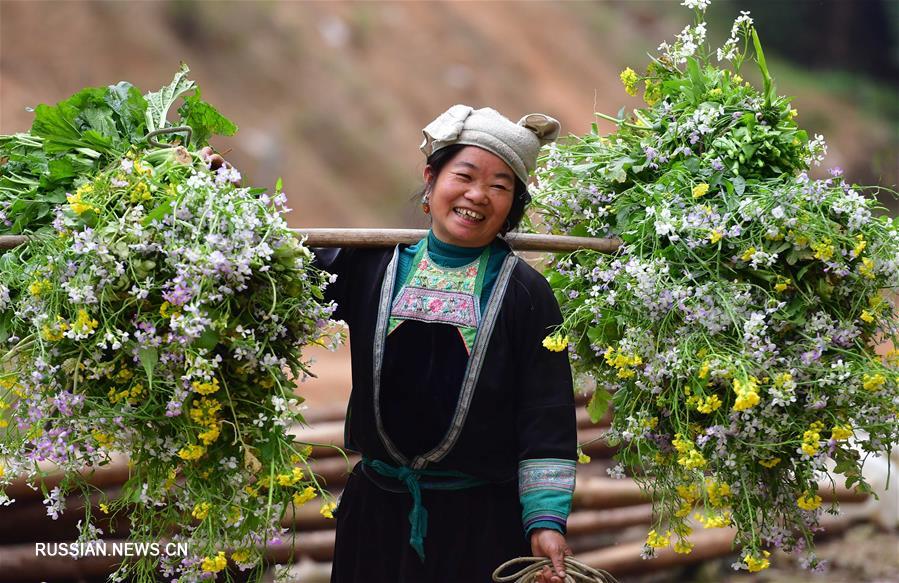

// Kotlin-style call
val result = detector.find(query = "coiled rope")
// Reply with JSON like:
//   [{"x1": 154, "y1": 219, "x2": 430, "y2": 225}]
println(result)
[{"x1": 492, "y1": 557, "x2": 619, "y2": 583}]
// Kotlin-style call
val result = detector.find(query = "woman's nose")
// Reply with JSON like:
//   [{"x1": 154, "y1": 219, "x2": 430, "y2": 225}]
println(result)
[{"x1": 464, "y1": 185, "x2": 489, "y2": 204}]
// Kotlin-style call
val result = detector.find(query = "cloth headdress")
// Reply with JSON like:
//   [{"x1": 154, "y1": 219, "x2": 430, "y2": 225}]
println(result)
[{"x1": 420, "y1": 104, "x2": 561, "y2": 184}]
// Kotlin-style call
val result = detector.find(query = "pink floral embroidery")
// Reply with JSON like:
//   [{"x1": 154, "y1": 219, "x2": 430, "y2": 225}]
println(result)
[{"x1": 428, "y1": 298, "x2": 444, "y2": 312}]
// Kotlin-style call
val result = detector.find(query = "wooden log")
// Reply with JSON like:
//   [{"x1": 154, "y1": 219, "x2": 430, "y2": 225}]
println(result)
[
  {"x1": 565, "y1": 504, "x2": 654, "y2": 537},
  {"x1": 578, "y1": 427, "x2": 618, "y2": 458},
  {"x1": 0, "y1": 234, "x2": 26, "y2": 250},
  {"x1": 4, "y1": 454, "x2": 131, "y2": 502},
  {"x1": 573, "y1": 477, "x2": 649, "y2": 510},
  {"x1": 0, "y1": 230, "x2": 621, "y2": 253}
]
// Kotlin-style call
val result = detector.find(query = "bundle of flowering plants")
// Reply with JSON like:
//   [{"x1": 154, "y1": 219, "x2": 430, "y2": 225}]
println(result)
[
  {"x1": 0, "y1": 66, "x2": 340, "y2": 582},
  {"x1": 533, "y1": 0, "x2": 898, "y2": 573}
]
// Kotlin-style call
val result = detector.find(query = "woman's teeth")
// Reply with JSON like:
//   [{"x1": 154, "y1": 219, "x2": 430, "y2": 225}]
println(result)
[{"x1": 454, "y1": 208, "x2": 484, "y2": 221}]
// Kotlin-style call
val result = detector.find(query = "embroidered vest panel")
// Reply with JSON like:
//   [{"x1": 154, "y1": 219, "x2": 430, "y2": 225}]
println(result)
[{"x1": 387, "y1": 241, "x2": 489, "y2": 353}]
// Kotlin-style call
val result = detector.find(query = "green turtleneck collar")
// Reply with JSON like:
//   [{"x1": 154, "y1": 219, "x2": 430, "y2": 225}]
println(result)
[{"x1": 426, "y1": 230, "x2": 488, "y2": 266}]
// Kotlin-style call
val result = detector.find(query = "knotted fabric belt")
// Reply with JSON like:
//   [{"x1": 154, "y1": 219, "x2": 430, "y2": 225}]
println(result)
[{"x1": 362, "y1": 457, "x2": 488, "y2": 562}]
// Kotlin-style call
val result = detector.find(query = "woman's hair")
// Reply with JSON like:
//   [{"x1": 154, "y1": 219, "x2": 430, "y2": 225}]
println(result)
[{"x1": 414, "y1": 144, "x2": 531, "y2": 236}]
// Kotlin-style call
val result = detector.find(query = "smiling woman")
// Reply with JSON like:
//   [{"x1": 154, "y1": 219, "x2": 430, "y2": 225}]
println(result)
[{"x1": 314, "y1": 105, "x2": 579, "y2": 583}]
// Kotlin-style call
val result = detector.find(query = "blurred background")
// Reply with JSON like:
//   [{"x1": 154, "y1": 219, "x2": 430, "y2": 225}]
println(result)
[
  {"x1": 2, "y1": 0, "x2": 897, "y2": 228},
  {"x1": 1, "y1": 1, "x2": 898, "y2": 582}
]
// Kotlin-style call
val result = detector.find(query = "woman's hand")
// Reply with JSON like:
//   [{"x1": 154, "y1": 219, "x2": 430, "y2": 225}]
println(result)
[{"x1": 530, "y1": 528, "x2": 573, "y2": 583}]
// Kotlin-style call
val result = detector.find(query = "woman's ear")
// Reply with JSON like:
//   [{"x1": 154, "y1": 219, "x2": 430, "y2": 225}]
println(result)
[{"x1": 423, "y1": 164, "x2": 435, "y2": 188}]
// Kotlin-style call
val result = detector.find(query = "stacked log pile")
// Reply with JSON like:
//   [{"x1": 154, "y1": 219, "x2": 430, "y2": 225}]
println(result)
[{"x1": 0, "y1": 392, "x2": 872, "y2": 582}]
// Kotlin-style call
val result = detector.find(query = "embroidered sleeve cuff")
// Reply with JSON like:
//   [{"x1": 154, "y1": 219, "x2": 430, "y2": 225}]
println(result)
[
  {"x1": 526, "y1": 520, "x2": 565, "y2": 536},
  {"x1": 518, "y1": 458, "x2": 576, "y2": 536}
]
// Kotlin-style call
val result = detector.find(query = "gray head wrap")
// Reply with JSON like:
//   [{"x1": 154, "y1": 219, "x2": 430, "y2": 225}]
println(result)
[{"x1": 420, "y1": 104, "x2": 561, "y2": 184}]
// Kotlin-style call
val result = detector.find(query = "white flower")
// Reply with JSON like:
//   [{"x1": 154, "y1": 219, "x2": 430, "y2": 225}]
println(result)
[{"x1": 681, "y1": 0, "x2": 711, "y2": 9}]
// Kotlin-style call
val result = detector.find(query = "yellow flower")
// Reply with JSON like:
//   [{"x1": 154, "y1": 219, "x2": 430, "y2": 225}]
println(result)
[
  {"x1": 542, "y1": 334, "x2": 569, "y2": 352},
  {"x1": 831, "y1": 423, "x2": 853, "y2": 441},
  {"x1": 673, "y1": 539, "x2": 694, "y2": 554},
  {"x1": 70, "y1": 309, "x2": 99, "y2": 336},
  {"x1": 645, "y1": 529, "x2": 671, "y2": 549},
  {"x1": 198, "y1": 424, "x2": 221, "y2": 445},
  {"x1": 759, "y1": 457, "x2": 781, "y2": 468},
  {"x1": 320, "y1": 501, "x2": 337, "y2": 519},
  {"x1": 133, "y1": 160, "x2": 152, "y2": 176},
  {"x1": 41, "y1": 317, "x2": 69, "y2": 342},
  {"x1": 99, "y1": 503, "x2": 109, "y2": 514},
  {"x1": 862, "y1": 373, "x2": 886, "y2": 392},
  {"x1": 66, "y1": 186, "x2": 98, "y2": 215},
  {"x1": 577, "y1": 451, "x2": 591, "y2": 464},
  {"x1": 619, "y1": 67, "x2": 639, "y2": 96},
  {"x1": 92, "y1": 431, "x2": 113, "y2": 447},
  {"x1": 28, "y1": 279, "x2": 53, "y2": 297},
  {"x1": 732, "y1": 378, "x2": 760, "y2": 412},
  {"x1": 178, "y1": 444, "x2": 206, "y2": 461},
  {"x1": 740, "y1": 247, "x2": 756, "y2": 262},
  {"x1": 858, "y1": 257, "x2": 876, "y2": 279},
  {"x1": 129, "y1": 181, "x2": 152, "y2": 204},
  {"x1": 860, "y1": 310, "x2": 874, "y2": 324},
  {"x1": 705, "y1": 479, "x2": 731, "y2": 507},
  {"x1": 672, "y1": 433, "x2": 707, "y2": 470},
  {"x1": 797, "y1": 492, "x2": 822, "y2": 511},
  {"x1": 744, "y1": 551, "x2": 771, "y2": 572},
  {"x1": 277, "y1": 467, "x2": 305, "y2": 487},
  {"x1": 801, "y1": 421, "x2": 824, "y2": 456},
  {"x1": 191, "y1": 378, "x2": 220, "y2": 395},
  {"x1": 676, "y1": 483, "x2": 699, "y2": 504},
  {"x1": 201, "y1": 552, "x2": 227, "y2": 574},
  {"x1": 293, "y1": 486, "x2": 317, "y2": 506},
  {"x1": 691, "y1": 183, "x2": 710, "y2": 198},
  {"x1": 811, "y1": 238, "x2": 834, "y2": 262},
  {"x1": 774, "y1": 277, "x2": 792, "y2": 293},
  {"x1": 698, "y1": 361, "x2": 710, "y2": 379},
  {"x1": 853, "y1": 235, "x2": 867, "y2": 257},
  {"x1": 231, "y1": 549, "x2": 252, "y2": 564},
  {"x1": 696, "y1": 394, "x2": 722, "y2": 414},
  {"x1": 708, "y1": 87, "x2": 722, "y2": 97},
  {"x1": 696, "y1": 512, "x2": 732, "y2": 528},
  {"x1": 709, "y1": 229, "x2": 723, "y2": 244},
  {"x1": 192, "y1": 502, "x2": 211, "y2": 521},
  {"x1": 788, "y1": 108, "x2": 799, "y2": 120}
]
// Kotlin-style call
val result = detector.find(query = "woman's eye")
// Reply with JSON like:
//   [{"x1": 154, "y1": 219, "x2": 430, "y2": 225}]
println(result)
[
  {"x1": 454, "y1": 173, "x2": 471, "y2": 181},
  {"x1": 492, "y1": 184, "x2": 509, "y2": 191}
]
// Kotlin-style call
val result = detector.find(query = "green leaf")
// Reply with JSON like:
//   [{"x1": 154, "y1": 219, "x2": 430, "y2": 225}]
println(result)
[
  {"x1": 732, "y1": 175, "x2": 746, "y2": 195},
  {"x1": 31, "y1": 87, "x2": 106, "y2": 143},
  {"x1": 139, "y1": 347, "x2": 158, "y2": 381},
  {"x1": 686, "y1": 58, "x2": 706, "y2": 102},
  {"x1": 275, "y1": 177, "x2": 283, "y2": 193},
  {"x1": 193, "y1": 328, "x2": 220, "y2": 350},
  {"x1": 144, "y1": 63, "x2": 195, "y2": 134},
  {"x1": 751, "y1": 28, "x2": 776, "y2": 107},
  {"x1": 142, "y1": 197, "x2": 175, "y2": 227},
  {"x1": 586, "y1": 389, "x2": 611, "y2": 424},
  {"x1": 176, "y1": 87, "x2": 238, "y2": 146},
  {"x1": 104, "y1": 81, "x2": 148, "y2": 143}
]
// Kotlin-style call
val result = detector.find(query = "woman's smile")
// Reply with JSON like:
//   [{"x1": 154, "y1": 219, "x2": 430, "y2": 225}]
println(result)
[{"x1": 425, "y1": 146, "x2": 515, "y2": 247}]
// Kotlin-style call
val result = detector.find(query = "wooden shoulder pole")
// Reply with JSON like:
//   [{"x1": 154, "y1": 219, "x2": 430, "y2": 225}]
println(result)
[{"x1": 1, "y1": 230, "x2": 621, "y2": 253}]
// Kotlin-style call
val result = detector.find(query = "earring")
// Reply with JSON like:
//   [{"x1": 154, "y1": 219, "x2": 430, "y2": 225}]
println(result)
[{"x1": 421, "y1": 192, "x2": 431, "y2": 214}]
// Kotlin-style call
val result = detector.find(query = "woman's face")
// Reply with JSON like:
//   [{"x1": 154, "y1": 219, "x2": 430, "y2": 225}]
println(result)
[{"x1": 424, "y1": 146, "x2": 515, "y2": 248}]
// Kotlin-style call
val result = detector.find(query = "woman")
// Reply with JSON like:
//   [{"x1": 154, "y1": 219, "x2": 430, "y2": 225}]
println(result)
[{"x1": 316, "y1": 105, "x2": 577, "y2": 583}]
